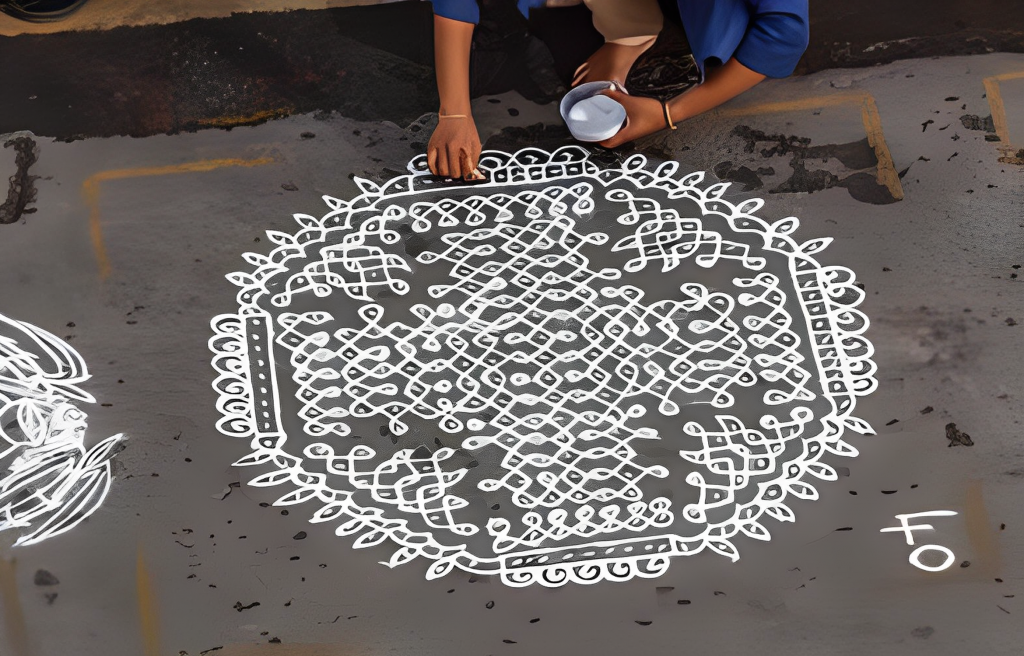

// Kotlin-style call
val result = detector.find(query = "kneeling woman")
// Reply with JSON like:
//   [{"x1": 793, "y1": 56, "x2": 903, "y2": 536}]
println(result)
[{"x1": 427, "y1": 0, "x2": 809, "y2": 178}]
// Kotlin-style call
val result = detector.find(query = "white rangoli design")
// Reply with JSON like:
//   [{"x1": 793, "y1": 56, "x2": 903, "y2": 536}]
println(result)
[
  {"x1": 0, "y1": 313, "x2": 124, "y2": 546},
  {"x1": 210, "y1": 147, "x2": 877, "y2": 586}
]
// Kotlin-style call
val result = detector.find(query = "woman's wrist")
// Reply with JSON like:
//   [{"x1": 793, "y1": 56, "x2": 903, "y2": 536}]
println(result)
[
  {"x1": 665, "y1": 93, "x2": 691, "y2": 127},
  {"x1": 439, "y1": 103, "x2": 473, "y2": 118}
]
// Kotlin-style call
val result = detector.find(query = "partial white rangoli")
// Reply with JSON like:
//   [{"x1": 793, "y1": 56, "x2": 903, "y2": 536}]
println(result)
[
  {"x1": 0, "y1": 313, "x2": 124, "y2": 546},
  {"x1": 210, "y1": 147, "x2": 877, "y2": 586}
]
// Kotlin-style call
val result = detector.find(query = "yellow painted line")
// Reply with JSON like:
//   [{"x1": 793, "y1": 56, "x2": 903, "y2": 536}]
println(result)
[
  {"x1": 718, "y1": 91, "x2": 870, "y2": 117},
  {"x1": 0, "y1": 559, "x2": 33, "y2": 656},
  {"x1": 964, "y1": 480, "x2": 1001, "y2": 578},
  {"x1": 859, "y1": 94, "x2": 904, "y2": 201},
  {"x1": 136, "y1": 545, "x2": 161, "y2": 656},
  {"x1": 83, "y1": 156, "x2": 276, "y2": 279},
  {"x1": 198, "y1": 108, "x2": 294, "y2": 128},
  {"x1": 983, "y1": 75, "x2": 1014, "y2": 151},
  {"x1": 221, "y1": 644, "x2": 360, "y2": 655},
  {"x1": 717, "y1": 90, "x2": 904, "y2": 200}
]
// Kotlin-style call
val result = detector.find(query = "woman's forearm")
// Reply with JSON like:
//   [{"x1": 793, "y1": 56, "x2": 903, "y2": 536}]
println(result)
[
  {"x1": 667, "y1": 58, "x2": 766, "y2": 123},
  {"x1": 433, "y1": 15, "x2": 475, "y2": 116}
]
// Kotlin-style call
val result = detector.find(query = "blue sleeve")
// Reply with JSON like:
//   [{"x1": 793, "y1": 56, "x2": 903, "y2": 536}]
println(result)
[
  {"x1": 733, "y1": 0, "x2": 809, "y2": 78},
  {"x1": 431, "y1": 0, "x2": 479, "y2": 24}
]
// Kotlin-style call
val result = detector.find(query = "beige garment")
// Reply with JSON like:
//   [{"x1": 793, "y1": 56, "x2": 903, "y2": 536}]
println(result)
[{"x1": 583, "y1": 0, "x2": 664, "y2": 45}]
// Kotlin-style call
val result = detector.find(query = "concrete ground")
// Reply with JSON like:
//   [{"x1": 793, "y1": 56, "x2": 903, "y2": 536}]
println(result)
[{"x1": 1, "y1": 6, "x2": 1023, "y2": 656}]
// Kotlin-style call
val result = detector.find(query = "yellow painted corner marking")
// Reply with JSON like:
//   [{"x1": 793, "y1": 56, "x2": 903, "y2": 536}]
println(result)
[
  {"x1": 136, "y1": 545, "x2": 161, "y2": 656},
  {"x1": 198, "y1": 107, "x2": 294, "y2": 128},
  {"x1": 717, "y1": 90, "x2": 904, "y2": 200},
  {"x1": 0, "y1": 559, "x2": 33, "y2": 656},
  {"x1": 84, "y1": 157, "x2": 275, "y2": 279},
  {"x1": 964, "y1": 480, "x2": 1001, "y2": 578}
]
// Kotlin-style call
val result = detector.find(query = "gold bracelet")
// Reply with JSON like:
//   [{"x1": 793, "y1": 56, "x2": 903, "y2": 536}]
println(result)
[
  {"x1": 660, "y1": 100, "x2": 677, "y2": 131},
  {"x1": 439, "y1": 113, "x2": 468, "y2": 119}
]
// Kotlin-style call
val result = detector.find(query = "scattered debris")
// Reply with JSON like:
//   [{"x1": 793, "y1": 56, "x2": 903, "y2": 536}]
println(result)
[{"x1": 945, "y1": 422, "x2": 974, "y2": 447}]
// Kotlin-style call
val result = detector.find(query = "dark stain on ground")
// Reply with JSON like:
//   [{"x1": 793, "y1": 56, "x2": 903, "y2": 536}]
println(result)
[
  {"x1": 714, "y1": 126, "x2": 896, "y2": 204},
  {"x1": 1, "y1": 135, "x2": 39, "y2": 224},
  {"x1": 483, "y1": 122, "x2": 575, "y2": 153},
  {"x1": 960, "y1": 114, "x2": 996, "y2": 132},
  {"x1": 483, "y1": 122, "x2": 647, "y2": 170},
  {"x1": 960, "y1": 114, "x2": 1001, "y2": 142}
]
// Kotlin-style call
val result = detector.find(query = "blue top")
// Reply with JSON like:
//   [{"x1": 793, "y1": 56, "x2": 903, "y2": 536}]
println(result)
[{"x1": 431, "y1": 0, "x2": 809, "y2": 79}]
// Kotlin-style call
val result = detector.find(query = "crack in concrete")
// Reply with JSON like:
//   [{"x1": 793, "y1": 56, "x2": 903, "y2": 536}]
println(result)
[{"x1": 0, "y1": 135, "x2": 39, "y2": 225}]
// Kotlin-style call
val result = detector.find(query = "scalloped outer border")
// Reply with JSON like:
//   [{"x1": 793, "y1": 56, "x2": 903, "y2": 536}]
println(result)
[{"x1": 209, "y1": 146, "x2": 878, "y2": 587}]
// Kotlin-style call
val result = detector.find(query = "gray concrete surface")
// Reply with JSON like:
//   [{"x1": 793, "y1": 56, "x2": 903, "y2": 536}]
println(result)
[{"x1": 0, "y1": 52, "x2": 1022, "y2": 656}]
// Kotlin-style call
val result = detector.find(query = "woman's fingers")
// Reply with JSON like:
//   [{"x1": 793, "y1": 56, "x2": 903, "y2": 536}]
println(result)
[
  {"x1": 471, "y1": 141, "x2": 482, "y2": 172},
  {"x1": 427, "y1": 147, "x2": 439, "y2": 175},
  {"x1": 435, "y1": 148, "x2": 450, "y2": 178},
  {"x1": 599, "y1": 86, "x2": 630, "y2": 103},
  {"x1": 572, "y1": 62, "x2": 589, "y2": 87},
  {"x1": 598, "y1": 131, "x2": 625, "y2": 148},
  {"x1": 447, "y1": 144, "x2": 463, "y2": 179},
  {"x1": 458, "y1": 149, "x2": 474, "y2": 180}
]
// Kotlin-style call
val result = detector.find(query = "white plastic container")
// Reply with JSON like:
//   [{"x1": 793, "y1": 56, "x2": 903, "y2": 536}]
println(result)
[{"x1": 560, "y1": 81, "x2": 627, "y2": 143}]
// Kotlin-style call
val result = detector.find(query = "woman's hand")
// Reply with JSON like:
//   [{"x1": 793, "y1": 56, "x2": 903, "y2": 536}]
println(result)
[
  {"x1": 427, "y1": 115, "x2": 482, "y2": 179},
  {"x1": 597, "y1": 88, "x2": 668, "y2": 148},
  {"x1": 596, "y1": 58, "x2": 768, "y2": 149},
  {"x1": 428, "y1": 14, "x2": 482, "y2": 179}
]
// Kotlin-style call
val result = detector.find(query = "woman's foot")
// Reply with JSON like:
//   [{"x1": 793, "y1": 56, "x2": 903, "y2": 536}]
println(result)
[{"x1": 572, "y1": 36, "x2": 657, "y2": 88}]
